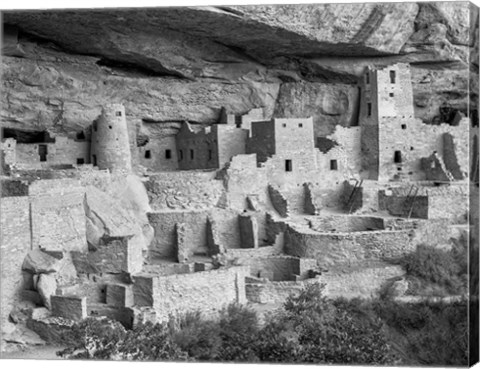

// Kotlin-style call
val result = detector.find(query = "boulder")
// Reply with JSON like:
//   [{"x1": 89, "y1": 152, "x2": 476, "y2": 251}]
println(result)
[
  {"x1": 36, "y1": 274, "x2": 57, "y2": 310},
  {"x1": 22, "y1": 250, "x2": 61, "y2": 274}
]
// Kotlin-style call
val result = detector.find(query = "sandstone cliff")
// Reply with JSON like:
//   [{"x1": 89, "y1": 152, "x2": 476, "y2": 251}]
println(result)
[{"x1": 1, "y1": 2, "x2": 478, "y2": 143}]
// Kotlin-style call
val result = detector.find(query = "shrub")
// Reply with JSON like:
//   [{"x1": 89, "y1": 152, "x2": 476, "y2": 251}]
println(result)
[{"x1": 400, "y1": 244, "x2": 466, "y2": 293}]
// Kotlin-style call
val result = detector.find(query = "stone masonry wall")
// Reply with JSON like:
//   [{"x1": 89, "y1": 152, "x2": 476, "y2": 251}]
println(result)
[
  {"x1": 0, "y1": 196, "x2": 31, "y2": 331},
  {"x1": 215, "y1": 125, "x2": 248, "y2": 169},
  {"x1": 30, "y1": 179, "x2": 87, "y2": 252},
  {"x1": 284, "y1": 224, "x2": 413, "y2": 269},
  {"x1": 148, "y1": 210, "x2": 209, "y2": 259},
  {"x1": 146, "y1": 171, "x2": 225, "y2": 211},
  {"x1": 246, "y1": 278, "x2": 319, "y2": 304},
  {"x1": 132, "y1": 266, "x2": 249, "y2": 322}
]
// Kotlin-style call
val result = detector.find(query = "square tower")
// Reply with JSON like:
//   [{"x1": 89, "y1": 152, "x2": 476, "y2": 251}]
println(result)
[{"x1": 359, "y1": 63, "x2": 415, "y2": 181}]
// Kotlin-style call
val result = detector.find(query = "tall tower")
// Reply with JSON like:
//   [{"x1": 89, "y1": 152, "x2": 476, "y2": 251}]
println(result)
[
  {"x1": 91, "y1": 104, "x2": 132, "y2": 172},
  {"x1": 359, "y1": 63, "x2": 415, "y2": 180}
]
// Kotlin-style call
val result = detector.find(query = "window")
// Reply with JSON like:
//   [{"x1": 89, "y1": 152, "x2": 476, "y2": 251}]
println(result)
[
  {"x1": 145, "y1": 150, "x2": 151, "y2": 159},
  {"x1": 190, "y1": 149, "x2": 194, "y2": 160},
  {"x1": 330, "y1": 159, "x2": 338, "y2": 170},
  {"x1": 92, "y1": 155, "x2": 97, "y2": 166},
  {"x1": 208, "y1": 149, "x2": 213, "y2": 161},
  {"x1": 38, "y1": 144, "x2": 47, "y2": 162},
  {"x1": 76, "y1": 158, "x2": 85, "y2": 165},
  {"x1": 179, "y1": 150, "x2": 183, "y2": 161},
  {"x1": 165, "y1": 149, "x2": 171, "y2": 159},
  {"x1": 389, "y1": 93, "x2": 394, "y2": 97},
  {"x1": 298, "y1": 123, "x2": 303, "y2": 128},
  {"x1": 285, "y1": 160, "x2": 292, "y2": 172},
  {"x1": 108, "y1": 125, "x2": 112, "y2": 129},
  {"x1": 367, "y1": 103, "x2": 372, "y2": 117},
  {"x1": 93, "y1": 121, "x2": 97, "y2": 132},
  {"x1": 365, "y1": 73, "x2": 370, "y2": 84},
  {"x1": 282, "y1": 123, "x2": 287, "y2": 128},
  {"x1": 401, "y1": 124, "x2": 407, "y2": 130},
  {"x1": 116, "y1": 111, "x2": 122, "y2": 116},
  {"x1": 394, "y1": 150, "x2": 402, "y2": 163},
  {"x1": 410, "y1": 146, "x2": 414, "y2": 151},
  {"x1": 390, "y1": 70, "x2": 396, "y2": 84}
]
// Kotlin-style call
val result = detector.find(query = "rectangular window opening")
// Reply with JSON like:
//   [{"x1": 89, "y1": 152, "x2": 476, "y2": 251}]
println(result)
[
  {"x1": 298, "y1": 123, "x2": 303, "y2": 128},
  {"x1": 208, "y1": 149, "x2": 213, "y2": 161},
  {"x1": 76, "y1": 158, "x2": 85, "y2": 165},
  {"x1": 116, "y1": 111, "x2": 122, "y2": 116},
  {"x1": 394, "y1": 150, "x2": 402, "y2": 163},
  {"x1": 390, "y1": 70, "x2": 396, "y2": 84},
  {"x1": 38, "y1": 144, "x2": 47, "y2": 162},
  {"x1": 389, "y1": 93, "x2": 394, "y2": 97},
  {"x1": 145, "y1": 150, "x2": 151, "y2": 159},
  {"x1": 190, "y1": 149, "x2": 194, "y2": 160},
  {"x1": 365, "y1": 73, "x2": 370, "y2": 84},
  {"x1": 367, "y1": 103, "x2": 372, "y2": 117},
  {"x1": 401, "y1": 124, "x2": 407, "y2": 130},
  {"x1": 165, "y1": 149, "x2": 171, "y2": 159},
  {"x1": 330, "y1": 159, "x2": 338, "y2": 170},
  {"x1": 285, "y1": 159, "x2": 292, "y2": 172},
  {"x1": 179, "y1": 150, "x2": 183, "y2": 161}
]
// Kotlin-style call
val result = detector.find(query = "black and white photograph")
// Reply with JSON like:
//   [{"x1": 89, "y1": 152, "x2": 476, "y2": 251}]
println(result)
[{"x1": 0, "y1": 0, "x2": 479, "y2": 367}]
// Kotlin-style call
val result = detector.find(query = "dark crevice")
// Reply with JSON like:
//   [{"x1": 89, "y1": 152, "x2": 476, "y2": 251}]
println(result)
[
  {"x1": 141, "y1": 118, "x2": 204, "y2": 125},
  {"x1": 213, "y1": 7, "x2": 245, "y2": 17},
  {"x1": 2, "y1": 127, "x2": 56, "y2": 143},
  {"x1": 95, "y1": 58, "x2": 186, "y2": 79}
]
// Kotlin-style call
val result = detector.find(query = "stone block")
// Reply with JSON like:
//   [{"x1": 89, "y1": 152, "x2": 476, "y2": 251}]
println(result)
[
  {"x1": 51, "y1": 295, "x2": 87, "y2": 321},
  {"x1": 106, "y1": 284, "x2": 134, "y2": 307},
  {"x1": 37, "y1": 273, "x2": 57, "y2": 309},
  {"x1": 31, "y1": 307, "x2": 51, "y2": 320},
  {"x1": 175, "y1": 222, "x2": 189, "y2": 263},
  {"x1": 22, "y1": 250, "x2": 61, "y2": 274}
]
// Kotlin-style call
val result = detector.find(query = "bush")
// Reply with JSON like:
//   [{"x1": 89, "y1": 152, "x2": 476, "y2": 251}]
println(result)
[{"x1": 400, "y1": 243, "x2": 466, "y2": 293}]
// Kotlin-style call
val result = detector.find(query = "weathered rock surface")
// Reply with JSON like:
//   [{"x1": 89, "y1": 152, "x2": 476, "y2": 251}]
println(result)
[
  {"x1": 1, "y1": 3, "x2": 477, "y2": 142},
  {"x1": 36, "y1": 273, "x2": 57, "y2": 310},
  {"x1": 22, "y1": 250, "x2": 61, "y2": 274}
]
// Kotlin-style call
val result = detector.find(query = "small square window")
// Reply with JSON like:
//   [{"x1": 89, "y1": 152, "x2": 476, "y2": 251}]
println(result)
[
  {"x1": 367, "y1": 103, "x2": 372, "y2": 117},
  {"x1": 77, "y1": 158, "x2": 85, "y2": 165},
  {"x1": 116, "y1": 111, "x2": 122, "y2": 116},
  {"x1": 330, "y1": 159, "x2": 338, "y2": 170},
  {"x1": 190, "y1": 149, "x2": 194, "y2": 160},
  {"x1": 282, "y1": 123, "x2": 287, "y2": 128},
  {"x1": 145, "y1": 150, "x2": 151, "y2": 159},
  {"x1": 179, "y1": 150, "x2": 183, "y2": 161},
  {"x1": 410, "y1": 147, "x2": 414, "y2": 150},
  {"x1": 298, "y1": 123, "x2": 303, "y2": 128},
  {"x1": 165, "y1": 149, "x2": 171, "y2": 159},
  {"x1": 389, "y1": 93, "x2": 394, "y2": 97},
  {"x1": 401, "y1": 124, "x2": 407, "y2": 129}
]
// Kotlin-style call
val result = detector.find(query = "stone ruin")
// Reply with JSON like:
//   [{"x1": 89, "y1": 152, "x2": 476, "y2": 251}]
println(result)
[{"x1": 0, "y1": 63, "x2": 473, "y2": 349}]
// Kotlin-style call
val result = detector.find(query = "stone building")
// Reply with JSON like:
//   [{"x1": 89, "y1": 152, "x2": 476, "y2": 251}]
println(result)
[
  {"x1": 91, "y1": 104, "x2": 132, "y2": 172},
  {"x1": 175, "y1": 122, "x2": 248, "y2": 170},
  {"x1": 359, "y1": 63, "x2": 468, "y2": 182}
]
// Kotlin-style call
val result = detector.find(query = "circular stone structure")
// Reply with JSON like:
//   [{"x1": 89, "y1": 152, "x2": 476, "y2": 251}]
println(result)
[{"x1": 91, "y1": 104, "x2": 132, "y2": 172}]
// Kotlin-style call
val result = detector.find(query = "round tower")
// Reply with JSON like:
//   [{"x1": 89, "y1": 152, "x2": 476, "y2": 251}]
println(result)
[{"x1": 91, "y1": 104, "x2": 132, "y2": 172}]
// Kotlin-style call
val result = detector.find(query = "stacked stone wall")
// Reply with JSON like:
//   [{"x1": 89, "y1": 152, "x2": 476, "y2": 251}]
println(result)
[{"x1": 132, "y1": 266, "x2": 249, "y2": 321}]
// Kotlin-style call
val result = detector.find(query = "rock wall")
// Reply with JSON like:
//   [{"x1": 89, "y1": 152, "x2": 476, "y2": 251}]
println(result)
[
  {"x1": 0, "y1": 197, "x2": 31, "y2": 331},
  {"x1": 132, "y1": 266, "x2": 249, "y2": 321}
]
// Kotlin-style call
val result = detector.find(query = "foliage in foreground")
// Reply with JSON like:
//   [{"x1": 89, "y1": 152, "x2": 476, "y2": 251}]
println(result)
[{"x1": 58, "y1": 283, "x2": 469, "y2": 366}]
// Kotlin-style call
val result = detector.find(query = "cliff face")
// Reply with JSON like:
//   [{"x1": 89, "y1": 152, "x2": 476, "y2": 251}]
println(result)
[{"x1": 1, "y1": 2, "x2": 478, "y2": 140}]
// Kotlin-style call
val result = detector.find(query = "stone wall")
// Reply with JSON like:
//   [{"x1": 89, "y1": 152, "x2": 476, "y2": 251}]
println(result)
[
  {"x1": 148, "y1": 210, "x2": 209, "y2": 259},
  {"x1": 215, "y1": 125, "x2": 248, "y2": 168},
  {"x1": 132, "y1": 266, "x2": 249, "y2": 321},
  {"x1": 246, "y1": 120, "x2": 276, "y2": 163},
  {"x1": 176, "y1": 122, "x2": 219, "y2": 170},
  {"x1": 72, "y1": 235, "x2": 143, "y2": 274},
  {"x1": 238, "y1": 212, "x2": 258, "y2": 249},
  {"x1": 320, "y1": 262, "x2": 405, "y2": 299},
  {"x1": 308, "y1": 215, "x2": 385, "y2": 233},
  {"x1": 284, "y1": 224, "x2": 414, "y2": 269},
  {"x1": 236, "y1": 255, "x2": 317, "y2": 281},
  {"x1": 138, "y1": 135, "x2": 178, "y2": 172},
  {"x1": 246, "y1": 277, "x2": 319, "y2": 304},
  {"x1": 30, "y1": 179, "x2": 87, "y2": 253},
  {"x1": 14, "y1": 137, "x2": 90, "y2": 167},
  {"x1": 268, "y1": 185, "x2": 289, "y2": 217},
  {"x1": 146, "y1": 171, "x2": 225, "y2": 211},
  {"x1": 378, "y1": 191, "x2": 429, "y2": 219},
  {"x1": 0, "y1": 196, "x2": 31, "y2": 331}
]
